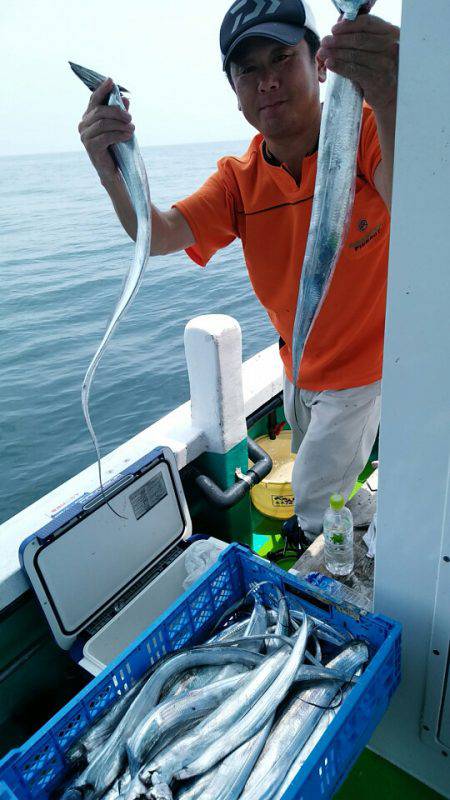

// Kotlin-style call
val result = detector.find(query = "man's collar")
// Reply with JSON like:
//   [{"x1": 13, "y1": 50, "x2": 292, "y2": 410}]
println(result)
[
  {"x1": 262, "y1": 138, "x2": 319, "y2": 168},
  {"x1": 262, "y1": 140, "x2": 282, "y2": 167}
]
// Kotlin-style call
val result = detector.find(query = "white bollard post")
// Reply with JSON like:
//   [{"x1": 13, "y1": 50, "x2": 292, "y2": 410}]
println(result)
[
  {"x1": 184, "y1": 315, "x2": 253, "y2": 543},
  {"x1": 184, "y1": 315, "x2": 247, "y2": 454}
]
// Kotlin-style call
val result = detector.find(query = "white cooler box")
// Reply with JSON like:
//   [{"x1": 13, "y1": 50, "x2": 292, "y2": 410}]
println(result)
[{"x1": 20, "y1": 446, "x2": 226, "y2": 675}]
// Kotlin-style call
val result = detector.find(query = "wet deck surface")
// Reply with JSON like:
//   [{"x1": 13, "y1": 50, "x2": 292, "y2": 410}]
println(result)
[
  {"x1": 289, "y1": 470, "x2": 377, "y2": 610},
  {"x1": 291, "y1": 525, "x2": 375, "y2": 610}
]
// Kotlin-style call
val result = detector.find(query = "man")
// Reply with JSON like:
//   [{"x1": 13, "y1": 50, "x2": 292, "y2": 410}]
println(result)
[{"x1": 78, "y1": 1, "x2": 399, "y2": 542}]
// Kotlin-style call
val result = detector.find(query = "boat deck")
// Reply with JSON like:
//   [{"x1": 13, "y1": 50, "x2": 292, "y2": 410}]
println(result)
[{"x1": 336, "y1": 748, "x2": 444, "y2": 800}]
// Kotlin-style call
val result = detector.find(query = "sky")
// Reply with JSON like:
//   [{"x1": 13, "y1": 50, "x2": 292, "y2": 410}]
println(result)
[{"x1": 1, "y1": 0, "x2": 402, "y2": 157}]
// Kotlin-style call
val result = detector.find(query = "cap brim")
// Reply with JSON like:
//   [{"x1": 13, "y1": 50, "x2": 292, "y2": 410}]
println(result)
[{"x1": 223, "y1": 22, "x2": 307, "y2": 70}]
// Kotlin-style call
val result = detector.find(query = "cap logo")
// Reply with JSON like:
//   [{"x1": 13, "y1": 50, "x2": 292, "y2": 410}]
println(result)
[{"x1": 229, "y1": 0, "x2": 282, "y2": 35}]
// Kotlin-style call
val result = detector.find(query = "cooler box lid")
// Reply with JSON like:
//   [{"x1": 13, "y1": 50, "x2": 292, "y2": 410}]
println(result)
[{"x1": 20, "y1": 446, "x2": 191, "y2": 650}]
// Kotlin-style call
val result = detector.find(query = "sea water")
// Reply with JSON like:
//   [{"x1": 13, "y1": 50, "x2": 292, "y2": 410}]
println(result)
[{"x1": 0, "y1": 141, "x2": 276, "y2": 525}]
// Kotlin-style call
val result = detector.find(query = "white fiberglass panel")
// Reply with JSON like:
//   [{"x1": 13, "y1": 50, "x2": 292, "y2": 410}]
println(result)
[{"x1": 372, "y1": 0, "x2": 450, "y2": 795}]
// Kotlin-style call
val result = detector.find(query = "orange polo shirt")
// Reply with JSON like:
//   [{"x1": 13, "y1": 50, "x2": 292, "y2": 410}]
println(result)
[{"x1": 174, "y1": 106, "x2": 390, "y2": 390}]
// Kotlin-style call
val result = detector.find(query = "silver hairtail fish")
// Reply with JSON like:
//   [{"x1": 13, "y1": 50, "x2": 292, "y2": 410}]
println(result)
[
  {"x1": 291, "y1": 1, "x2": 377, "y2": 384},
  {"x1": 173, "y1": 618, "x2": 311, "y2": 782},
  {"x1": 240, "y1": 642, "x2": 369, "y2": 800},
  {"x1": 69, "y1": 62, "x2": 151, "y2": 511},
  {"x1": 62, "y1": 645, "x2": 262, "y2": 799},
  {"x1": 144, "y1": 645, "x2": 291, "y2": 786}
]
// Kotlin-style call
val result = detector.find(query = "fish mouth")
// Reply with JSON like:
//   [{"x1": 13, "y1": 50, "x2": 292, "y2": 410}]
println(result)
[{"x1": 69, "y1": 61, "x2": 129, "y2": 94}]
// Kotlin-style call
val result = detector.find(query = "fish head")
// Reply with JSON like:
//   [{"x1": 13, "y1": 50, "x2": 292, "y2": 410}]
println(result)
[
  {"x1": 331, "y1": 0, "x2": 376, "y2": 18},
  {"x1": 69, "y1": 62, "x2": 129, "y2": 119},
  {"x1": 69, "y1": 62, "x2": 129, "y2": 96}
]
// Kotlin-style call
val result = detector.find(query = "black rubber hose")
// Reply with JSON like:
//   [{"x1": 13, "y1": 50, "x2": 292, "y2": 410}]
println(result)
[
  {"x1": 193, "y1": 436, "x2": 273, "y2": 510},
  {"x1": 247, "y1": 436, "x2": 273, "y2": 481}
]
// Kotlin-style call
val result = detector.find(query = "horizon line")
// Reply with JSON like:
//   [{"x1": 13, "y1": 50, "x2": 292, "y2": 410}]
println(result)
[{"x1": 0, "y1": 136, "x2": 252, "y2": 161}]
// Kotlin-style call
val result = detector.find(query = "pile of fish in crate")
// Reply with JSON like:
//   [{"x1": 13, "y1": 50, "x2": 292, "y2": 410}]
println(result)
[
  {"x1": 0, "y1": 545, "x2": 400, "y2": 800},
  {"x1": 60, "y1": 582, "x2": 369, "y2": 800}
]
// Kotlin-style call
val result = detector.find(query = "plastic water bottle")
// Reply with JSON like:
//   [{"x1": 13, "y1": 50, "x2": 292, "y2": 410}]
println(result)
[{"x1": 323, "y1": 494, "x2": 354, "y2": 576}]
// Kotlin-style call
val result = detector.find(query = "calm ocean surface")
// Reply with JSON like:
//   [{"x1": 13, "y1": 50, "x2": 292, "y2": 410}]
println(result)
[{"x1": 0, "y1": 141, "x2": 277, "y2": 525}]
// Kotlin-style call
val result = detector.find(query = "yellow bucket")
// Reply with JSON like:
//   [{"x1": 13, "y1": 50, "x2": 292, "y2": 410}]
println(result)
[{"x1": 250, "y1": 431, "x2": 295, "y2": 520}]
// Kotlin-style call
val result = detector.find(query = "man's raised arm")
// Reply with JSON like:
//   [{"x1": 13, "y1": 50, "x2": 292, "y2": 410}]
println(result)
[
  {"x1": 78, "y1": 78, "x2": 195, "y2": 255},
  {"x1": 317, "y1": 14, "x2": 400, "y2": 210}
]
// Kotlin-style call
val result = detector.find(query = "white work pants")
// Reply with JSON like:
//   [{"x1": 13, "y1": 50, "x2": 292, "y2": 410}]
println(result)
[{"x1": 283, "y1": 373, "x2": 381, "y2": 537}]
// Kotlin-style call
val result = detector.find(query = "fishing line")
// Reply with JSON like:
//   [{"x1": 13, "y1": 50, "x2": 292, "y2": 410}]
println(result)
[
  {"x1": 299, "y1": 685, "x2": 345, "y2": 711},
  {"x1": 299, "y1": 663, "x2": 363, "y2": 710}
]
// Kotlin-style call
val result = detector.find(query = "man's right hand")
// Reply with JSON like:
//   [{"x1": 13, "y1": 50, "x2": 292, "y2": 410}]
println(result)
[
  {"x1": 76, "y1": 77, "x2": 195, "y2": 254},
  {"x1": 78, "y1": 78, "x2": 135, "y2": 184}
]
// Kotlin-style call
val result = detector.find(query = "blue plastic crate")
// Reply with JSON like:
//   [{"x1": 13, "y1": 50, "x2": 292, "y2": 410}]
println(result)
[{"x1": 0, "y1": 544, "x2": 401, "y2": 800}]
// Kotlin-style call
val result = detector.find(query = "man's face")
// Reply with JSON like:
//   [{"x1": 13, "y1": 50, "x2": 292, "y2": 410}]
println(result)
[{"x1": 230, "y1": 37, "x2": 324, "y2": 140}]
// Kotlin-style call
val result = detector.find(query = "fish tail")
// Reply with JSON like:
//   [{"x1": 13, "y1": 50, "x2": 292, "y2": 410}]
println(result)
[
  {"x1": 69, "y1": 61, "x2": 129, "y2": 93},
  {"x1": 81, "y1": 366, "x2": 126, "y2": 521},
  {"x1": 125, "y1": 744, "x2": 140, "y2": 779}
]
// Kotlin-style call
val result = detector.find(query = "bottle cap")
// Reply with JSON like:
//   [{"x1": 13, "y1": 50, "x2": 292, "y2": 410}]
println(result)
[{"x1": 330, "y1": 493, "x2": 345, "y2": 510}]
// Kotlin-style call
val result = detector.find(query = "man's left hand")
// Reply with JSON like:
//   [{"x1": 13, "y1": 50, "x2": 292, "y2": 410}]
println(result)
[{"x1": 318, "y1": 15, "x2": 400, "y2": 114}]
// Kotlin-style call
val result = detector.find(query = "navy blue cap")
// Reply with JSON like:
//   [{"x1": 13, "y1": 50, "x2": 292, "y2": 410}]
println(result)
[{"x1": 220, "y1": 0, "x2": 320, "y2": 70}]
